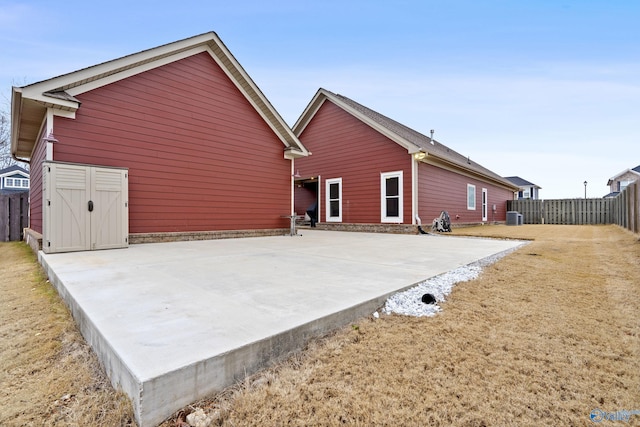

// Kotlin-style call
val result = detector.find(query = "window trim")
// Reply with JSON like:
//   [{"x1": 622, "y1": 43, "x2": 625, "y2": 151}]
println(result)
[
  {"x1": 3, "y1": 177, "x2": 30, "y2": 189},
  {"x1": 467, "y1": 184, "x2": 476, "y2": 210},
  {"x1": 381, "y1": 171, "x2": 403, "y2": 223},
  {"x1": 620, "y1": 180, "x2": 633, "y2": 191},
  {"x1": 325, "y1": 177, "x2": 342, "y2": 222}
]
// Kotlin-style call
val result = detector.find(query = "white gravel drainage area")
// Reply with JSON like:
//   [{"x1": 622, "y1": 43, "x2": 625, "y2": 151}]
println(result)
[{"x1": 381, "y1": 243, "x2": 525, "y2": 317}]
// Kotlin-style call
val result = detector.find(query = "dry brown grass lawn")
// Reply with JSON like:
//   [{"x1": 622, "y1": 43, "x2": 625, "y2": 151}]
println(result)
[
  {"x1": 0, "y1": 242, "x2": 134, "y2": 427},
  {"x1": 161, "y1": 225, "x2": 640, "y2": 426},
  {"x1": 2, "y1": 225, "x2": 639, "y2": 426}
]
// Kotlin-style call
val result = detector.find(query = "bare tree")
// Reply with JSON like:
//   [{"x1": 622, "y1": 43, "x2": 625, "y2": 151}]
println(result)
[
  {"x1": 0, "y1": 89, "x2": 28, "y2": 170},
  {"x1": 0, "y1": 107, "x2": 13, "y2": 169}
]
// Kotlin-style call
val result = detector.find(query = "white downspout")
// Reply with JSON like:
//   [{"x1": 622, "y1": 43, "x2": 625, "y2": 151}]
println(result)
[
  {"x1": 412, "y1": 155, "x2": 418, "y2": 226},
  {"x1": 45, "y1": 109, "x2": 55, "y2": 161},
  {"x1": 290, "y1": 160, "x2": 295, "y2": 215}
]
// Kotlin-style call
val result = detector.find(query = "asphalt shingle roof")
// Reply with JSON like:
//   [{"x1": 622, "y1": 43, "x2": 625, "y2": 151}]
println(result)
[
  {"x1": 505, "y1": 176, "x2": 537, "y2": 187},
  {"x1": 328, "y1": 90, "x2": 516, "y2": 189},
  {"x1": 0, "y1": 165, "x2": 29, "y2": 175}
]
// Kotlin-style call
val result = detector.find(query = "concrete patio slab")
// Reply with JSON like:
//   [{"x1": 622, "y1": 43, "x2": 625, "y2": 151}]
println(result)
[{"x1": 38, "y1": 230, "x2": 524, "y2": 426}]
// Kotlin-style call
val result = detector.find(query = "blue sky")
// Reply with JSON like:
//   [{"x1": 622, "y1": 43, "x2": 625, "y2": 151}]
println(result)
[{"x1": 2, "y1": 0, "x2": 638, "y2": 198}]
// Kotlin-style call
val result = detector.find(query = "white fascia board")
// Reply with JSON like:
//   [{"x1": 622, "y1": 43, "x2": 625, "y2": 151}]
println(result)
[
  {"x1": 324, "y1": 92, "x2": 421, "y2": 154},
  {"x1": 608, "y1": 168, "x2": 640, "y2": 182},
  {"x1": 293, "y1": 89, "x2": 421, "y2": 154},
  {"x1": 66, "y1": 45, "x2": 210, "y2": 97},
  {"x1": 0, "y1": 170, "x2": 29, "y2": 179},
  {"x1": 51, "y1": 108, "x2": 76, "y2": 119},
  {"x1": 10, "y1": 87, "x2": 23, "y2": 155},
  {"x1": 203, "y1": 41, "x2": 307, "y2": 156},
  {"x1": 19, "y1": 86, "x2": 80, "y2": 112},
  {"x1": 292, "y1": 89, "x2": 328, "y2": 136},
  {"x1": 24, "y1": 33, "x2": 217, "y2": 95},
  {"x1": 425, "y1": 155, "x2": 519, "y2": 192}
]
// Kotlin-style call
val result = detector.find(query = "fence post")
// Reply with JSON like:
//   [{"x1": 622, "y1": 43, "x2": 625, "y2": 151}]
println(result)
[
  {"x1": 0, "y1": 195, "x2": 7, "y2": 241},
  {"x1": 1, "y1": 193, "x2": 30, "y2": 242},
  {"x1": 635, "y1": 182, "x2": 640, "y2": 233}
]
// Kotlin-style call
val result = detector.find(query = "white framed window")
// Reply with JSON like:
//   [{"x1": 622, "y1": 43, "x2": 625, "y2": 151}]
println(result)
[
  {"x1": 482, "y1": 188, "x2": 488, "y2": 221},
  {"x1": 325, "y1": 178, "x2": 342, "y2": 222},
  {"x1": 381, "y1": 171, "x2": 403, "y2": 223},
  {"x1": 522, "y1": 189, "x2": 530, "y2": 199},
  {"x1": 467, "y1": 184, "x2": 476, "y2": 210},
  {"x1": 3, "y1": 177, "x2": 29, "y2": 189},
  {"x1": 620, "y1": 180, "x2": 633, "y2": 191}
]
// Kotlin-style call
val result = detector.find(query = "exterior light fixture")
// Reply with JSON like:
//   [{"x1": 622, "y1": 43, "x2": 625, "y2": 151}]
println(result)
[
  {"x1": 414, "y1": 152, "x2": 427, "y2": 160},
  {"x1": 293, "y1": 170, "x2": 301, "y2": 178},
  {"x1": 42, "y1": 132, "x2": 59, "y2": 143}
]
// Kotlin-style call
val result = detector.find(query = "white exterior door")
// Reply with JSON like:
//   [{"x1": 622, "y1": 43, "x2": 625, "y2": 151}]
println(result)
[{"x1": 43, "y1": 162, "x2": 128, "y2": 253}]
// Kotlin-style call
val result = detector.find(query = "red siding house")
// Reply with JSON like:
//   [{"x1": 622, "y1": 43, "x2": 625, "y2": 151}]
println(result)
[
  {"x1": 11, "y1": 32, "x2": 308, "y2": 251},
  {"x1": 293, "y1": 89, "x2": 518, "y2": 230}
]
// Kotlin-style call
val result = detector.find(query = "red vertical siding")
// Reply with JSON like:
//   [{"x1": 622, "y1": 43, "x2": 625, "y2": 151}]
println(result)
[
  {"x1": 296, "y1": 102, "x2": 412, "y2": 224},
  {"x1": 28, "y1": 125, "x2": 48, "y2": 234},
  {"x1": 52, "y1": 52, "x2": 291, "y2": 233},
  {"x1": 417, "y1": 162, "x2": 513, "y2": 226}
]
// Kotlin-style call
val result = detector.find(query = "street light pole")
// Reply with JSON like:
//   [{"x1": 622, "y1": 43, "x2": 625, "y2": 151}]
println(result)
[{"x1": 584, "y1": 181, "x2": 587, "y2": 199}]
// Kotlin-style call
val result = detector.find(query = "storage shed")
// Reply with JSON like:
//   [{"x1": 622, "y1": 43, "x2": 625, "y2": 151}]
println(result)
[{"x1": 11, "y1": 32, "x2": 308, "y2": 252}]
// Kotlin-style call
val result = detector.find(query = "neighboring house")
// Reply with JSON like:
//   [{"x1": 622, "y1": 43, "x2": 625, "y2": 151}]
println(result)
[
  {"x1": 0, "y1": 165, "x2": 29, "y2": 195},
  {"x1": 292, "y1": 89, "x2": 519, "y2": 229},
  {"x1": 605, "y1": 165, "x2": 640, "y2": 198},
  {"x1": 11, "y1": 32, "x2": 308, "y2": 252},
  {"x1": 505, "y1": 176, "x2": 541, "y2": 200}
]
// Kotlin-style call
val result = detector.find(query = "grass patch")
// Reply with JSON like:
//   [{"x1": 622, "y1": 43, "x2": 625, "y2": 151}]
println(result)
[
  {"x1": 160, "y1": 225, "x2": 640, "y2": 426},
  {"x1": 0, "y1": 242, "x2": 135, "y2": 427}
]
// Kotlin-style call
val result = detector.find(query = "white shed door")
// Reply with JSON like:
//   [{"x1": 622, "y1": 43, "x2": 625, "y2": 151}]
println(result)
[
  {"x1": 92, "y1": 167, "x2": 128, "y2": 250},
  {"x1": 43, "y1": 162, "x2": 128, "y2": 253}
]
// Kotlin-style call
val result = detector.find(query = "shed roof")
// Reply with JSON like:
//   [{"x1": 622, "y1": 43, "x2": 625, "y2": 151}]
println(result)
[
  {"x1": 11, "y1": 32, "x2": 308, "y2": 161},
  {"x1": 294, "y1": 88, "x2": 518, "y2": 191},
  {"x1": 0, "y1": 165, "x2": 29, "y2": 177}
]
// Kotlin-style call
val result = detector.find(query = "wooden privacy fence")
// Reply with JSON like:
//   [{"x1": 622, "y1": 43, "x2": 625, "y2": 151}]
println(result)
[
  {"x1": 507, "y1": 182, "x2": 639, "y2": 233},
  {"x1": 0, "y1": 192, "x2": 29, "y2": 242}
]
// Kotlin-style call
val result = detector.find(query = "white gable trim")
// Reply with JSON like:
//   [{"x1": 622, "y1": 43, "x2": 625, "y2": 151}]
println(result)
[
  {"x1": 12, "y1": 32, "x2": 308, "y2": 161},
  {"x1": 609, "y1": 168, "x2": 640, "y2": 182},
  {"x1": 0, "y1": 170, "x2": 29, "y2": 179},
  {"x1": 65, "y1": 45, "x2": 210, "y2": 97},
  {"x1": 293, "y1": 89, "x2": 421, "y2": 154}
]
